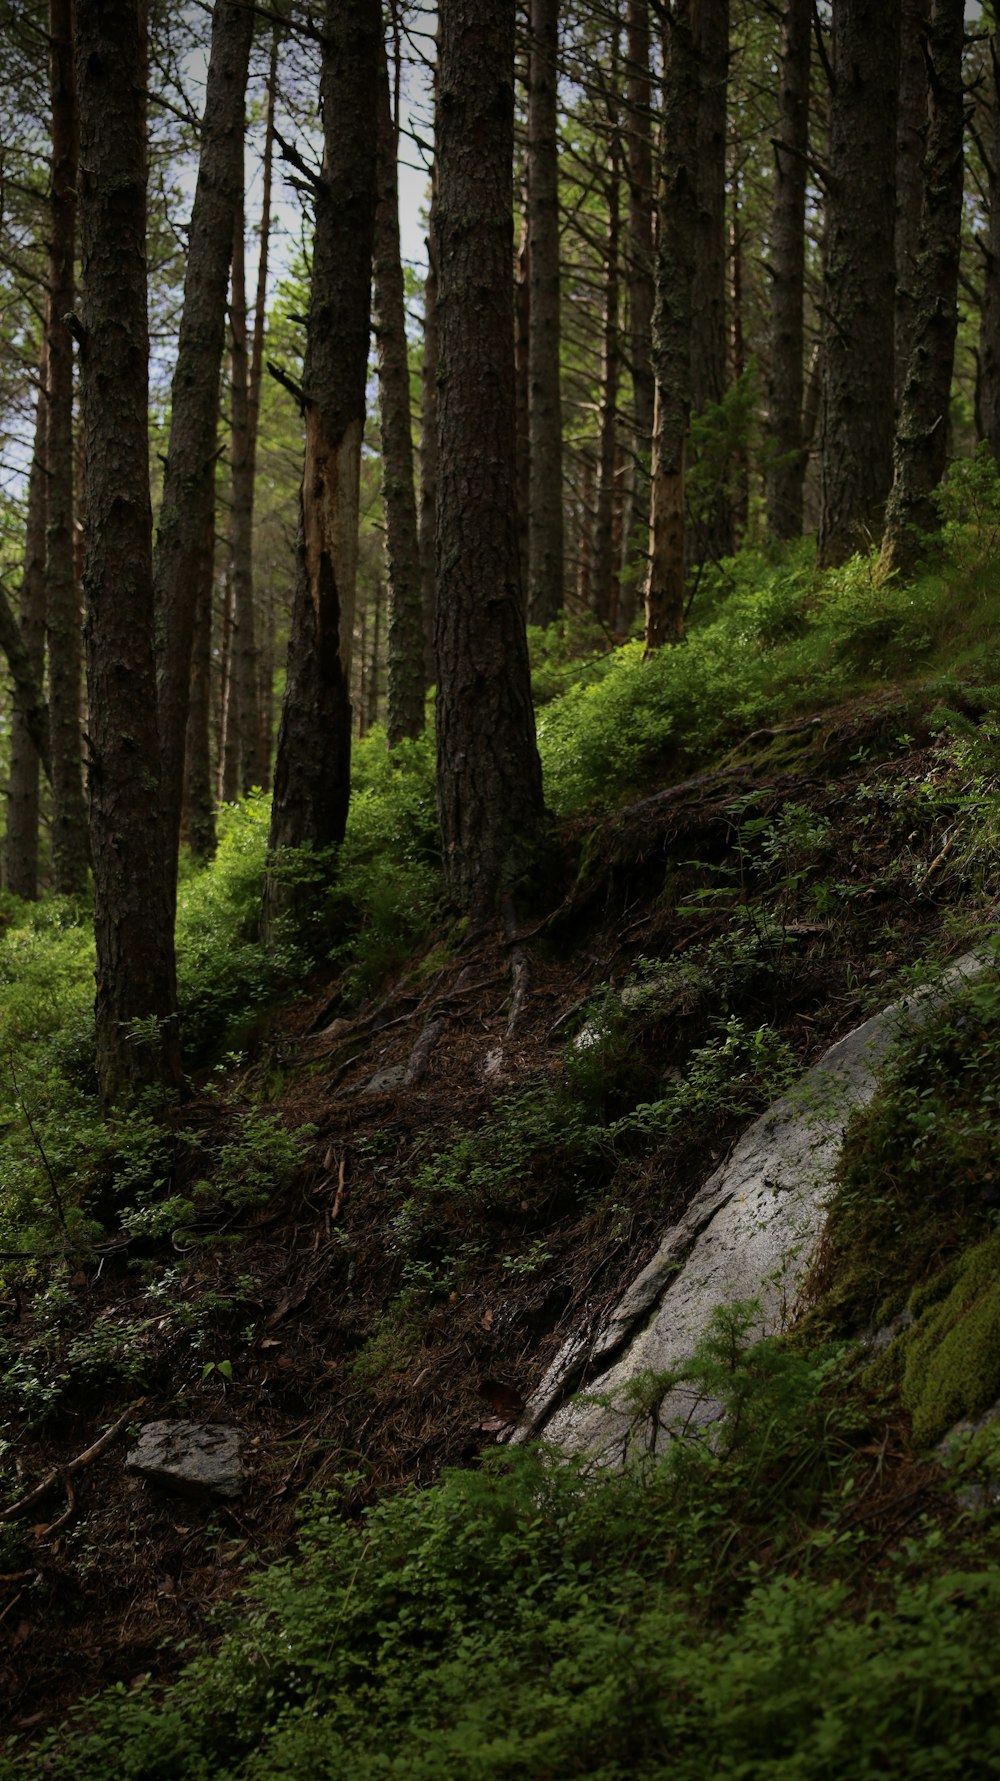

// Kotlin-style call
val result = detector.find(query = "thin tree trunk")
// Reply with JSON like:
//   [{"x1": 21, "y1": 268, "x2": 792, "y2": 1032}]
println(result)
[
  {"x1": 881, "y1": 0, "x2": 964, "y2": 573},
  {"x1": 515, "y1": 193, "x2": 531, "y2": 596},
  {"x1": 249, "y1": 27, "x2": 279, "y2": 785},
  {"x1": 6, "y1": 344, "x2": 48, "y2": 899},
  {"x1": 645, "y1": 0, "x2": 700, "y2": 649},
  {"x1": 623, "y1": 0, "x2": 655, "y2": 594},
  {"x1": 435, "y1": 0, "x2": 545, "y2": 911},
  {"x1": 419, "y1": 185, "x2": 439, "y2": 686},
  {"x1": 817, "y1": 0, "x2": 902, "y2": 566},
  {"x1": 577, "y1": 449, "x2": 595, "y2": 612},
  {"x1": 374, "y1": 32, "x2": 424, "y2": 743},
  {"x1": 592, "y1": 46, "x2": 622, "y2": 631},
  {"x1": 896, "y1": 0, "x2": 932, "y2": 413},
  {"x1": 688, "y1": 0, "x2": 731, "y2": 566},
  {"x1": 978, "y1": 37, "x2": 1000, "y2": 457},
  {"x1": 366, "y1": 577, "x2": 382, "y2": 732},
  {"x1": 154, "y1": 0, "x2": 253, "y2": 909},
  {"x1": 766, "y1": 0, "x2": 810, "y2": 539},
  {"x1": 526, "y1": 0, "x2": 565, "y2": 626},
  {"x1": 184, "y1": 498, "x2": 217, "y2": 859},
  {"x1": 262, "y1": 0, "x2": 381, "y2": 939},
  {"x1": 47, "y1": 0, "x2": 88, "y2": 896},
  {"x1": 76, "y1": 0, "x2": 181, "y2": 1108},
  {"x1": 229, "y1": 146, "x2": 260, "y2": 794},
  {"x1": 730, "y1": 173, "x2": 749, "y2": 544}
]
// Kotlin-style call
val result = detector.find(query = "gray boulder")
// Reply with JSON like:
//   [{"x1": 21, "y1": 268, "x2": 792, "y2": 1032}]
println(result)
[{"x1": 126, "y1": 1421, "x2": 245, "y2": 1500}]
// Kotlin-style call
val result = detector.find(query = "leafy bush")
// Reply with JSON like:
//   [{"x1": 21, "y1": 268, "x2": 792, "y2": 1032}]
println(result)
[{"x1": 15, "y1": 1311, "x2": 1000, "y2": 1780}]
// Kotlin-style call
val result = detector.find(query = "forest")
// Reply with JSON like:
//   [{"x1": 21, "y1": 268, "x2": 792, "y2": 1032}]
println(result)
[{"x1": 3, "y1": 0, "x2": 1000, "y2": 1772}]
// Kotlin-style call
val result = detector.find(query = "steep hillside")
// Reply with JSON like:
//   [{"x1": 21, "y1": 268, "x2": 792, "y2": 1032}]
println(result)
[{"x1": 4, "y1": 541, "x2": 1000, "y2": 1771}]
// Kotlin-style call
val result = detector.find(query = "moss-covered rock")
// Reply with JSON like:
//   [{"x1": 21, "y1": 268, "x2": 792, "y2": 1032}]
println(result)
[{"x1": 900, "y1": 1230, "x2": 1000, "y2": 1446}]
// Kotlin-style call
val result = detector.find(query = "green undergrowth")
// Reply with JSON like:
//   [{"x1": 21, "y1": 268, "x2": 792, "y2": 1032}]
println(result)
[
  {"x1": 810, "y1": 969, "x2": 1000, "y2": 1341},
  {"x1": 11, "y1": 1306, "x2": 1000, "y2": 1780},
  {"x1": 537, "y1": 457, "x2": 1000, "y2": 814}
]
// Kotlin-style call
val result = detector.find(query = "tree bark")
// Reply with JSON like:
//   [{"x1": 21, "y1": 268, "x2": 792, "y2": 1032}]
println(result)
[
  {"x1": 881, "y1": 0, "x2": 964, "y2": 574},
  {"x1": 154, "y1": 0, "x2": 253, "y2": 908},
  {"x1": 419, "y1": 183, "x2": 439, "y2": 688},
  {"x1": 46, "y1": 0, "x2": 88, "y2": 897},
  {"x1": 262, "y1": 0, "x2": 380, "y2": 938},
  {"x1": 184, "y1": 493, "x2": 217, "y2": 860},
  {"x1": 978, "y1": 37, "x2": 1000, "y2": 457},
  {"x1": 817, "y1": 0, "x2": 902, "y2": 567},
  {"x1": 622, "y1": 0, "x2": 655, "y2": 610},
  {"x1": 688, "y1": 0, "x2": 731, "y2": 565},
  {"x1": 229, "y1": 144, "x2": 261, "y2": 795},
  {"x1": 766, "y1": 0, "x2": 811, "y2": 539},
  {"x1": 374, "y1": 32, "x2": 424, "y2": 744},
  {"x1": 249, "y1": 27, "x2": 278, "y2": 788},
  {"x1": 5, "y1": 345, "x2": 48, "y2": 900},
  {"x1": 592, "y1": 48, "x2": 622, "y2": 631},
  {"x1": 896, "y1": 0, "x2": 932, "y2": 413},
  {"x1": 75, "y1": 0, "x2": 181, "y2": 1109},
  {"x1": 435, "y1": 0, "x2": 545, "y2": 911},
  {"x1": 526, "y1": 0, "x2": 565, "y2": 626},
  {"x1": 645, "y1": 0, "x2": 700, "y2": 649},
  {"x1": 514, "y1": 193, "x2": 531, "y2": 596}
]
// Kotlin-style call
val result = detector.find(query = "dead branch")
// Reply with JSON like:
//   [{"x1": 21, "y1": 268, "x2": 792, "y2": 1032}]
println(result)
[
  {"x1": 403, "y1": 1017, "x2": 446, "y2": 1086},
  {"x1": 0, "y1": 1400, "x2": 143, "y2": 1523}
]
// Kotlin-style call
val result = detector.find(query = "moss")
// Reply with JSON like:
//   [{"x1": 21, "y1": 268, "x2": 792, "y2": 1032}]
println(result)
[{"x1": 900, "y1": 1230, "x2": 1000, "y2": 1447}]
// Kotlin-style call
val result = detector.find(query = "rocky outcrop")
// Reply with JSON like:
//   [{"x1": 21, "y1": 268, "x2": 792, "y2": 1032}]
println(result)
[{"x1": 516, "y1": 951, "x2": 988, "y2": 1462}]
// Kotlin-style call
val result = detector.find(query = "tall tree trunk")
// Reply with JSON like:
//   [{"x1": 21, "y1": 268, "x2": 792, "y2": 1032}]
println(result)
[
  {"x1": 262, "y1": 0, "x2": 380, "y2": 938},
  {"x1": 577, "y1": 449, "x2": 595, "y2": 611},
  {"x1": 184, "y1": 495, "x2": 217, "y2": 859},
  {"x1": 766, "y1": 0, "x2": 810, "y2": 539},
  {"x1": 592, "y1": 50, "x2": 622, "y2": 631},
  {"x1": 622, "y1": 0, "x2": 655, "y2": 620},
  {"x1": 896, "y1": 0, "x2": 932, "y2": 413},
  {"x1": 514, "y1": 194, "x2": 531, "y2": 596},
  {"x1": 374, "y1": 32, "x2": 424, "y2": 744},
  {"x1": 645, "y1": 0, "x2": 700, "y2": 649},
  {"x1": 47, "y1": 0, "x2": 88, "y2": 897},
  {"x1": 817, "y1": 0, "x2": 901, "y2": 567},
  {"x1": 688, "y1": 0, "x2": 731, "y2": 565},
  {"x1": 366, "y1": 578, "x2": 383, "y2": 732},
  {"x1": 881, "y1": 0, "x2": 964, "y2": 574},
  {"x1": 6, "y1": 345, "x2": 48, "y2": 900},
  {"x1": 419, "y1": 183, "x2": 439, "y2": 687},
  {"x1": 978, "y1": 38, "x2": 1000, "y2": 457},
  {"x1": 730, "y1": 171, "x2": 749, "y2": 544},
  {"x1": 154, "y1": 0, "x2": 253, "y2": 909},
  {"x1": 435, "y1": 0, "x2": 545, "y2": 911},
  {"x1": 229, "y1": 146, "x2": 261, "y2": 795},
  {"x1": 75, "y1": 0, "x2": 181, "y2": 1109},
  {"x1": 249, "y1": 27, "x2": 278, "y2": 789},
  {"x1": 526, "y1": 0, "x2": 564, "y2": 626}
]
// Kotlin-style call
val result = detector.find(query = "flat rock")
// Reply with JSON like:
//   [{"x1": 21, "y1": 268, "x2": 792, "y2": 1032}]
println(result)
[
  {"x1": 126, "y1": 1421, "x2": 245, "y2": 1500},
  {"x1": 517, "y1": 951, "x2": 990, "y2": 1464},
  {"x1": 362, "y1": 1062, "x2": 407, "y2": 1096}
]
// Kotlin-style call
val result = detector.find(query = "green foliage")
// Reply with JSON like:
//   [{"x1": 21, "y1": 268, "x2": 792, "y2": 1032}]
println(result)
[
  {"x1": 899, "y1": 1230, "x2": 1000, "y2": 1445},
  {"x1": 15, "y1": 1312, "x2": 1000, "y2": 1780},
  {"x1": 813, "y1": 973, "x2": 1000, "y2": 1335},
  {"x1": 176, "y1": 794, "x2": 307, "y2": 1061},
  {"x1": 324, "y1": 727, "x2": 442, "y2": 1004}
]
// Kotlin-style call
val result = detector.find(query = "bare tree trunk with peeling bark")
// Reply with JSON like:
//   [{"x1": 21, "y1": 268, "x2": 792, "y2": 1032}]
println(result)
[
  {"x1": 261, "y1": 0, "x2": 380, "y2": 943},
  {"x1": 75, "y1": 0, "x2": 181, "y2": 1109}
]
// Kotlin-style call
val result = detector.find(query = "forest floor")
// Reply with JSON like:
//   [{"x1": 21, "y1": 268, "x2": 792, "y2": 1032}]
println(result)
[{"x1": 1, "y1": 681, "x2": 994, "y2": 1739}]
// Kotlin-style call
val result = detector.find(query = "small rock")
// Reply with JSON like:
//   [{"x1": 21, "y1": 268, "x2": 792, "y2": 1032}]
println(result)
[
  {"x1": 362, "y1": 1062, "x2": 407, "y2": 1095},
  {"x1": 126, "y1": 1421, "x2": 245, "y2": 1501}
]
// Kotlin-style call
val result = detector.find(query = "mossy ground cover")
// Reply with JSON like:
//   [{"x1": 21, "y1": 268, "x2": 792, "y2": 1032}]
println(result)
[{"x1": 6, "y1": 513, "x2": 1000, "y2": 1757}]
